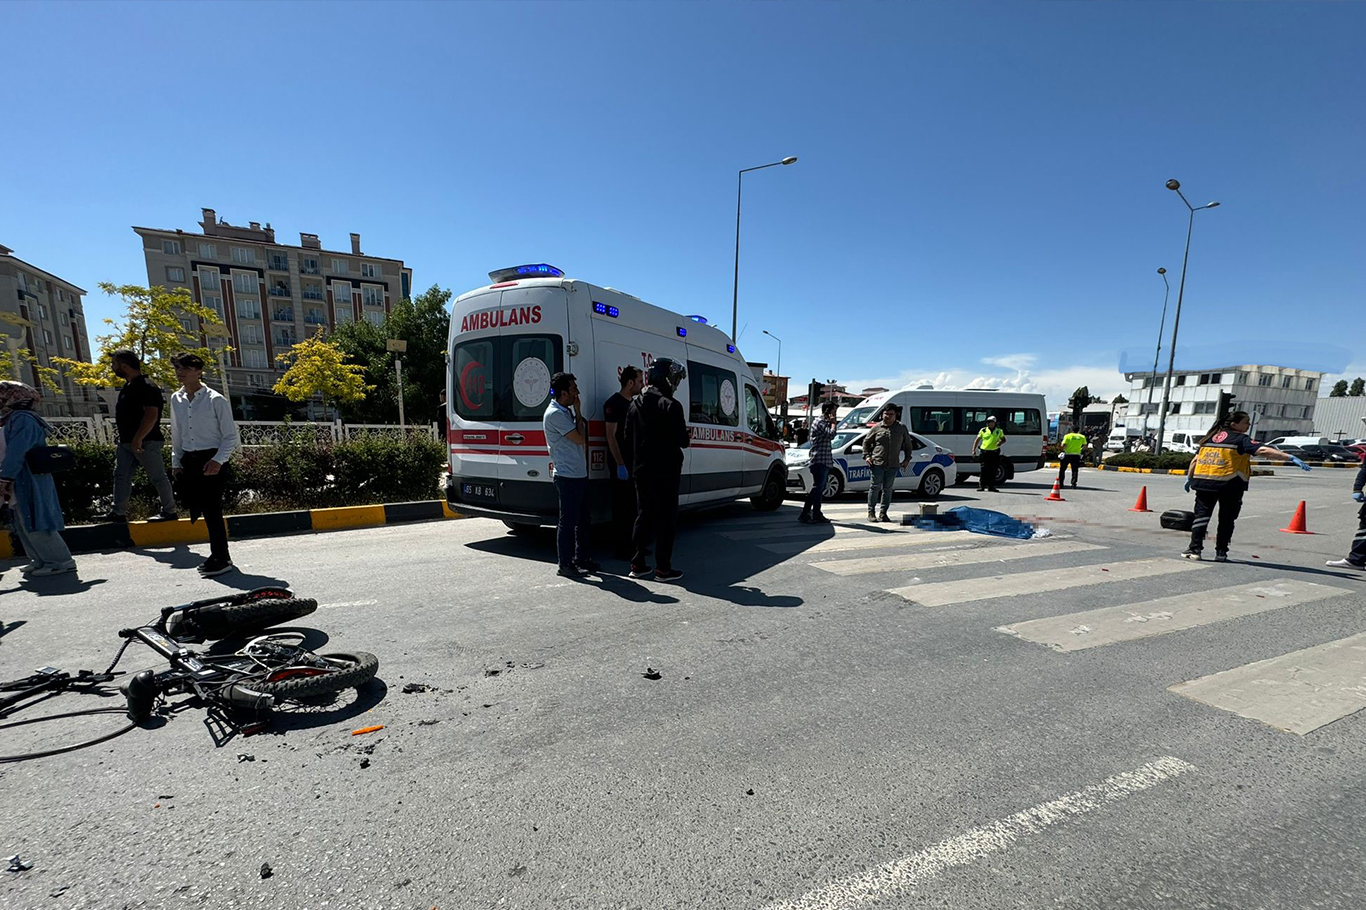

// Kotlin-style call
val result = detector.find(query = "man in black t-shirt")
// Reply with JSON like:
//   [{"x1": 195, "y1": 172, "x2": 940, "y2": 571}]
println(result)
[
  {"x1": 100, "y1": 349, "x2": 178, "y2": 522},
  {"x1": 603, "y1": 365, "x2": 644, "y2": 558}
]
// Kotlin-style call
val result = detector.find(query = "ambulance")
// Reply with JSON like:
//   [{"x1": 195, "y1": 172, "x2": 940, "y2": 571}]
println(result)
[{"x1": 444, "y1": 265, "x2": 789, "y2": 529}]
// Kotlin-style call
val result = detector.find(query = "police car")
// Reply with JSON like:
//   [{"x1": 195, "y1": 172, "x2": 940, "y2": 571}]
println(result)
[
  {"x1": 785, "y1": 427, "x2": 957, "y2": 500},
  {"x1": 444, "y1": 265, "x2": 788, "y2": 529}
]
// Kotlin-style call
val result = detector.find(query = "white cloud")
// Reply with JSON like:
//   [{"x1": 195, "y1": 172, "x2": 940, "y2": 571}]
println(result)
[
  {"x1": 842, "y1": 358, "x2": 1128, "y2": 412},
  {"x1": 981, "y1": 353, "x2": 1038, "y2": 372},
  {"x1": 1318, "y1": 361, "x2": 1366, "y2": 397}
]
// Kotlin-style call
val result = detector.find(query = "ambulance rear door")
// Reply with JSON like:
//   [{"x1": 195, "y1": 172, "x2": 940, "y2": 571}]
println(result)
[{"x1": 448, "y1": 290, "x2": 503, "y2": 508}]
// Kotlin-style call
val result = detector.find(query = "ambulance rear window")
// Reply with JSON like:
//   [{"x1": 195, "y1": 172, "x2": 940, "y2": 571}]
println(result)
[{"x1": 452, "y1": 333, "x2": 562, "y2": 421}]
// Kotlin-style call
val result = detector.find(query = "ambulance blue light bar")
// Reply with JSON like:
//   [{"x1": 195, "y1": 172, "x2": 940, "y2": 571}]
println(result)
[
  {"x1": 687, "y1": 315, "x2": 708, "y2": 324},
  {"x1": 727, "y1": 344, "x2": 737, "y2": 353},
  {"x1": 676, "y1": 327, "x2": 687, "y2": 337},
  {"x1": 593, "y1": 302, "x2": 619, "y2": 318},
  {"x1": 487, "y1": 264, "x2": 564, "y2": 283}
]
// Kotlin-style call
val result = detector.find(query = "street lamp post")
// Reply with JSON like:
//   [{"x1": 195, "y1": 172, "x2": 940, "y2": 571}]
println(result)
[
  {"x1": 731, "y1": 156, "x2": 798, "y2": 342},
  {"x1": 1141, "y1": 267, "x2": 1170, "y2": 441},
  {"x1": 762, "y1": 329, "x2": 784, "y2": 419},
  {"x1": 387, "y1": 338, "x2": 408, "y2": 430},
  {"x1": 1154, "y1": 179, "x2": 1220, "y2": 455}
]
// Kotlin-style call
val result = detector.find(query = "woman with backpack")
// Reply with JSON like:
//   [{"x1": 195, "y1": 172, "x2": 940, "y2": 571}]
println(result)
[
  {"x1": 0, "y1": 381, "x2": 76, "y2": 577},
  {"x1": 1183, "y1": 409, "x2": 1308, "y2": 562}
]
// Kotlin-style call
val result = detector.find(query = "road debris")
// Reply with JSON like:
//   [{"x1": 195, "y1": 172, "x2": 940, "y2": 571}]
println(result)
[
  {"x1": 359, "y1": 758, "x2": 371, "y2": 769},
  {"x1": 236, "y1": 753, "x2": 255, "y2": 763},
  {"x1": 259, "y1": 862, "x2": 273, "y2": 879},
  {"x1": 6, "y1": 854, "x2": 33, "y2": 873},
  {"x1": 643, "y1": 667, "x2": 662, "y2": 681},
  {"x1": 351, "y1": 725, "x2": 385, "y2": 736},
  {"x1": 402, "y1": 683, "x2": 435, "y2": 694}
]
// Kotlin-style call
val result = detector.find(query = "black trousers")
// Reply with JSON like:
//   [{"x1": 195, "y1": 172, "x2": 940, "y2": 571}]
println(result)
[
  {"x1": 177, "y1": 449, "x2": 230, "y2": 560},
  {"x1": 978, "y1": 449, "x2": 1001, "y2": 490},
  {"x1": 632, "y1": 472, "x2": 680, "y2": 571},
  {"x1": 1189, "y1": 484, "x2": 1244, "y2": 553},
  {"x1": 1349, "y1": 501, "x2": 1366, "y2": 566},
  {"x1": 609, "y1": 474, "x2": 637, "y2": 557},
  {"x1": 1057, "y1": 454, "x2": 1082, "y2": 486}
]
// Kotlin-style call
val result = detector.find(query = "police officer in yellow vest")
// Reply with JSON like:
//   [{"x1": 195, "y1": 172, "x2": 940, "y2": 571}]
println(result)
[
  {"x1": 1058, "y1": 430, "x2": 1089, "y2": 489},
  {"x1": 1184, "y1": 410, "x2": 1308, "y2": 562},
  {"x1": 972, "y1": 416, "x2": 1006, "y2": 492}
]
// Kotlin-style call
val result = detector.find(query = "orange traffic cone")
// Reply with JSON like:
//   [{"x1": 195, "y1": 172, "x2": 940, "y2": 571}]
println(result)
[
  {"x1": 1045, "y1": 478, "x2": 1066, "y2": 502},
  {"x1": 1129, "y1": 486, "x2": 1151, "y2": 512},
  {"x1": 1279, "y1": 501, "x2": 1313, "y2": 534}
]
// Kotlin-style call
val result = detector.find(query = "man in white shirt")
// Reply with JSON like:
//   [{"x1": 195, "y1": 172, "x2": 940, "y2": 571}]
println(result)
[{"x1": 168, "y1": 352, "x2": 240, "y2": 576}]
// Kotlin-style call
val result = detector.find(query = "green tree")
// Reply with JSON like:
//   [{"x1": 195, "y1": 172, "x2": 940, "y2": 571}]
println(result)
[
  {"x1": 1331, "y1": 380, "x2": 1350, "y2": 397},
  {"x1": 51, "y1": 282, "x2": 225, "y2": 390},
  {"x1": 1112, "y1": 394, "x2": 1128, "y2": 405},
  {"x1": 1352, "y1": 377, "x2": 1366, "y2": 397},
  {"x1": 0, "y1": 312, "x2": 61, "y2": 392},
  {"x1": 273, "y1": 333, "x2": 372, "y2": 419},
  {"x1": 330, "y1": 284, "x2": 452, "y2": 425}
]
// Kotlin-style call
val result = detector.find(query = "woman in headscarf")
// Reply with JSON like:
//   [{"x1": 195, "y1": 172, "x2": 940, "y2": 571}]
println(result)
[{"x1": 0, "y1": 381, "x2": 76, "y2": 576}]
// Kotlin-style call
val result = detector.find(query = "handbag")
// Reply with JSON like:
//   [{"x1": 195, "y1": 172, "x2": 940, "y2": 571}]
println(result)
[{"x1": 25, "y1": 445, "x2": 76, "y2": 474}]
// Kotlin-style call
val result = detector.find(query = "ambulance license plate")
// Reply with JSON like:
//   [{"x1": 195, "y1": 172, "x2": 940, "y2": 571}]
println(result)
[{"x1": 461, "y1": 482, "x2": 497, "y2": 502}]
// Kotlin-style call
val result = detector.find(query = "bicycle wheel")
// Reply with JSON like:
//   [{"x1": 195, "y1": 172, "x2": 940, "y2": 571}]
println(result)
[
  {"x1": 177, "y1": 598, "x2": 319, "y2": 641},
  {"x1": 247, "y1": 651, "x2": 379, "y2": 699}
]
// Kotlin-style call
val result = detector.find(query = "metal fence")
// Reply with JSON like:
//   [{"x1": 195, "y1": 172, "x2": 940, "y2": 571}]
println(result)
[{"x1": 44, "y1": 415, "x2": 438, "y2": 446}]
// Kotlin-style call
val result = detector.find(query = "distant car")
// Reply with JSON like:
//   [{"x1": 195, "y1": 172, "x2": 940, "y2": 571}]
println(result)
[
  {"x1": 785, "y1": 428, "x2": 957, "y2": 501},
  {"x1": 1297, "y1": 445, "x2": 1358, "y2": 464},
  {"x1": 1344, "y1": 443, "x2": 1366, "y2": 460},
  {"x1": 1318, "y1": 445, "x2": 1362, "y2": 463}
]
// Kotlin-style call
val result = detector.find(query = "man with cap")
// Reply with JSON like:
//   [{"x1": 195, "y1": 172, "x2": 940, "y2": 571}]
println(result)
[
  {"x1": 1057, "y1": 427, "x2": 1089, "y2": 489},
  {"x1": 972, "y1": 415, "x2": 1006, "y2": 492},
  {"x1": 625, "y1": 358, "x2": 689, "y2": 581}
]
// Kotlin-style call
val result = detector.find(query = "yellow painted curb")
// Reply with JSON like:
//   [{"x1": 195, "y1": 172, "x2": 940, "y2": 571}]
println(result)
[
  {"x1": 311, "y1": 505, "x2": 387, "y2": 532},
  {"x1": 441, "y1": 501, "x2": 462, "y2": 520},
  {"x1": 128, "y1": 518, "x2": 213, "y2": 547}
]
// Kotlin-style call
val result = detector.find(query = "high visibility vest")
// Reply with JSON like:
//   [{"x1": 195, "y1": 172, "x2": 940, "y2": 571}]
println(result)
[
  {"x1": 1191, "y1": 431, "x2": 1252, "y2": 487},
  {"x1": 977, "y1": 427, "x2": 1005, "y2": 451},
  {"x1": 1061, "y1": 433, "x2": 1088, "y2": 455}
]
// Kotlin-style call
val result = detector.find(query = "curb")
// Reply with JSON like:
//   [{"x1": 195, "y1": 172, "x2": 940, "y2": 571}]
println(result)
[
  {"x1": 2, "y1": 500, "x2": 465, "y2": 560},
  {"x1": 1043, "y1": 462, "x2": 1276, "y2": 477}
]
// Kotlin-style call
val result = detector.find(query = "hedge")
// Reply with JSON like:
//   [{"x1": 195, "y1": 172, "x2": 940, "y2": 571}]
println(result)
[
  {"x1": 1103, "y1": 452, "x2": 1195, "y2": 470},
  {"x1": 51, "y1": 436, "x2": 448, "y2": 525}
]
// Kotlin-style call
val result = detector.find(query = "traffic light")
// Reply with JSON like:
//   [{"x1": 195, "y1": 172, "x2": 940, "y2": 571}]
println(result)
[
  {"x1": 1217, "y1": 391, "x2": 1236, "y2": 422},
  {"x1": 808, "y1": 379, "x2": 820, "y2": 415}
]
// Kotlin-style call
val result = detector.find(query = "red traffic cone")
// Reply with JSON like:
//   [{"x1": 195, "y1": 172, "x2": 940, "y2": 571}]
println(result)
[
  {"x1": 1279, "y1": 500, "x2": 1313, "y2": 534},
  {"x1": 1129, "y1": 485, "x2": 1151, "y2": 512},
  {"x1": 1045, "y1": 478, "x2": 1066, "y2": 501}
]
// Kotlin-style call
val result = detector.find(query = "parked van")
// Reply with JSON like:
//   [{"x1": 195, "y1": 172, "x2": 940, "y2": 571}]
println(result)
[
  {"x1": 444, "y1": 265, "x2": 788, "y2": 529},
  {"x1": 1265, "y1": 436, "x2": 1332, "y2": 448},
  {"x1": 1105, "y1": 424, "x2": 1142, "y2": 452},
  {"x1": 1164, "y1": 431, "x2": 1202, "y2": 453},
  {"x1": 837, "y1": 388, "x2": 1047, "y2": 486}
]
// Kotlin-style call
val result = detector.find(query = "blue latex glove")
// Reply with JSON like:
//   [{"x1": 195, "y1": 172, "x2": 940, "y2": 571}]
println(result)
[
  {"x1": 1183, "y1": 475, "x2": 1192, "y2": 493},
  {"x1": 1288, "y1": 456, "x2": 1311, "y2": 471},
  {"x1": 616, "y1": 465, "x2": 629, "y2": 481},
  {"x1": 1353, "y1": 491, "x2": 1365, "y2": 503}
]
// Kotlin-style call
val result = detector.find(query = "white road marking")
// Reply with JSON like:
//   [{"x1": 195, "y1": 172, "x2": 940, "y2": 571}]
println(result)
[
  {"x1": 761, "y1": 532, "x2": 957, "y2": 555},
  {"x1": 811, "y1": 540, "x2": 1104, "y2": 576},
  {"x1": 759, "y1": 756, "x2": 1196, "y2": 910},
  {"x1": 722, "y1": 525, "x2": 864, "y2": 540},
  {"x1": 1170, "y1": 631, "x2": 1366, "y2": 734},
  {"x1": 318, "y1": 599, "x2": 379, "y2": 609},
  {"x1": 998, "y1": 580, "x2": 1350, "y2": 652},
  {"x1": 888, "y1": 557, "x2": 1206, "y2": 607}
]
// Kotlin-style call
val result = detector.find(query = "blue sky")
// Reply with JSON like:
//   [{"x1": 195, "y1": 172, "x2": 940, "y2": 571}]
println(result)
[{"x1": 2, "y1": 1, "x2": 1362, "y2": 409}]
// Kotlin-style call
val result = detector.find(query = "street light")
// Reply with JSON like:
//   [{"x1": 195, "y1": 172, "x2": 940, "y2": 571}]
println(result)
[
  {"x1": 1141, "y1": 267, "x2": 1170, "y2": 441},
  {"x1": 1154, "y1": 179, "x2": 1220, "y2": 455},
  {"x1": 731, "y1": 156, "x2": 798, "y2": 341},
  {"x1": 762, "y1": 328, "x2": 784, "y2": 417}
]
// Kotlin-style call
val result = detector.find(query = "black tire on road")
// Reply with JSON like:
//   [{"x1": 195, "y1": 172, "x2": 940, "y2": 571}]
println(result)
[
  {"x1": 188, "y1": 598, "x2": 319, "y2": 641},
  {"x1": 751, "y1": 469, "x2": 786, "y2": 512},
  {"x1": 919, "y1": 469, "x2": 945, "y2": 499},
  {"x1": 248, "y1": 651, "x2": 380, "y2": 699},
  {"x1": 822, "y1": 470, "x2": 845, "y2": 501}
]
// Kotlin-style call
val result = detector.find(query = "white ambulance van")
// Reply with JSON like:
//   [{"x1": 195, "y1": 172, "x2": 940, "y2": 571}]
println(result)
[
  {"x1": 837, "y1": 387, "x2": 1048, "y2": 486},
  {"x1": 444, "y1": 265, "x2": 788, "y2": 529}
]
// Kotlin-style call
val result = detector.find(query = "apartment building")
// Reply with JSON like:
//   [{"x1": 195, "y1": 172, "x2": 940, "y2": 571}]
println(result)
[
  {"x1": 1123, "y1": 364, "x2": 1322, "y2": 441},
  {"x1": 0, "y1": 244, "x2": 100, "y2": 417},
  {"x1": 134, "y1": 209, "x2": 412, "y2": 411}
]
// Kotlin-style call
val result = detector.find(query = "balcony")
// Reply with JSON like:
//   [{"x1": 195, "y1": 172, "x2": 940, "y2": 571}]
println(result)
[
  {"x1": 304, "y1": 311, "x2": 327, "y2": 326},
  {"x1": 272, "y1": 307, "x2": 294, "y2": 322},
  {"x1": 301, "y1": 288, "x2": 324, "y2": 301},
  {"x1": 268, "y1": 258, "x2": 290, "y2": 272},
  {"x1": 268, "y1": 284, "x2": 291, "y2": 298},
  {"x1": 300, "y1": 264, "x2": 321, "y2": 276}
]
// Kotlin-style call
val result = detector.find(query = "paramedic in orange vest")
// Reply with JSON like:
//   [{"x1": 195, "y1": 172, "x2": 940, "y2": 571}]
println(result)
[{"x1": 1183, "y1": 410, "x2": 1309, "y2": 562}]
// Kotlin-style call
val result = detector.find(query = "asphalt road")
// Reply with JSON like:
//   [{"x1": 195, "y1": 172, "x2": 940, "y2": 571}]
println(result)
[{"x1": 2, "y1": 466, "x2": 1364, "y2": 909}]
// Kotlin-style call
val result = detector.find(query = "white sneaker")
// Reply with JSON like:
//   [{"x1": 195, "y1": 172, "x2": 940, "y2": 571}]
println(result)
[
  {"x1": 1326, "y1": 559, "x2": 1365, "y2": 570},
  {"x1": 30, "y1": 561, "x2": 77, "y2": 577}
]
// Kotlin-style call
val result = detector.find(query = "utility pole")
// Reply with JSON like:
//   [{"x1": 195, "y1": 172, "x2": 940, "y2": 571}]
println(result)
[{"x1": 387, "y1": 338, "x2": 408, "y2": 430}]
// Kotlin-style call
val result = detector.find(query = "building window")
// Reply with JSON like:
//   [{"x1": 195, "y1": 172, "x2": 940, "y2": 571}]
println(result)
[
  {"x1": 1197, "y1": 373, "x2": 1222, "y2": 385},
  {"x1": 38, "y1": 304, "x2": 47, "y2": 319},
  {"x1": 180, "y1": 317, "x2": 195, "y2": 334},
  {"x1": 63, "y1": 335, "x2": 73, "y2": 351},
  {"x1": 331, "y1": 258, "x2": 350, "y2": 275},
  {"x1": 1175, "y1": 375, "x2": 1187, "y2": 386},
  {"x1": 332, "y1": 283, "x2": 353, "y2": 307},
  {"x1": 162, "y1": 239, "x2": 181, "y2": 255},
  {"x1": 240, "y1": 324, "x2": 263, "y2": 345},
  {"x1": 198, "y1": 242, "x2": 217, "y2": 259},
  {"x1": 1258, "y1": 374, "x2": 1272, "y2": 387},
  {"x1": 302, "y1": 284, "x2": 324, "y2": 301},
  {"x1": 1167, "y1": 403, "x2": 1181, "y2": 414},
  {"x1": 243, "y1": 347, "x2": 268, "y2": 369},
  {"x1": 60, "y1": 312, "x2": 69, "y2": 326},
  {"x1": 43, "y1": 329, "x2": 53, "y2": 345},
  {"x1": 1193, "y1": 401, "x2": 1216, "y2": 414},
  {"x1": 361, "y1": 262, "x2": 381, "y2": 279},
  {"x1": 301, "y1": 256, "x2": 320, "y2": 275},
  {"x1": 237, "y1": 298, "x2": 261, "y2": 319},
  {"x1": 1305, "y1": 379, "x2": 1315, "y2": 392},
  {"x1": 1303, "y1": 406, "x2": 1313, "y2": 418},
  {"x1": 363, "y1": 310, "x2": 384, "y2": 327},
  {"x1": 166, "y1": 266, "x2": 186, "y2": 282},
  {"x1": 334, "y1": 305, "x2": 354, "y2": 324},
  {"x1": 231, "y1": 247, "x2": 257, "y2": 264},
  {"x1": 269, "y1": 251, "x2": 290, "y2": 271},
  {"x1": 199, "y1": 267, "x2": 220, "y2": 291},
  {"x1": 305, "y1": 307, "x2": 326, "y2": 326},
  {"x1": 1236, "y1": 371, "x2": 1249, "y2": 384},
  {"x1": 1281, "y1": 375, "x2": 1293, "y2": 389},
  {"x1": 203, "y1": 295, "x2": 223, "y2": 316},
  {"x1": 232, "y1": 271, "x2": 259, "y2": 294},
  {"x1": 362, "y1": 284, "x2": 384, "y2": 307}
]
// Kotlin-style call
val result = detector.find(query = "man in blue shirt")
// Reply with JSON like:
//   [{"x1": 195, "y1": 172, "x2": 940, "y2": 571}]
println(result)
[{"x1": 543, "y1": 371, "x2": 594, "y2": 577}]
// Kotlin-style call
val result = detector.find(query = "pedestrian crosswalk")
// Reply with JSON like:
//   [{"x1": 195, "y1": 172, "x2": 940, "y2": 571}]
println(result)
[{"x1": 723, "y1": 510, "x2": 1364, "y2": 735}]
